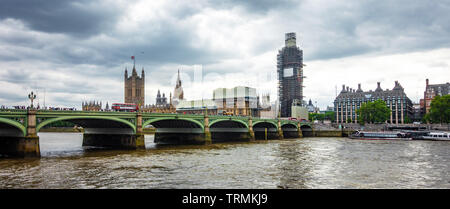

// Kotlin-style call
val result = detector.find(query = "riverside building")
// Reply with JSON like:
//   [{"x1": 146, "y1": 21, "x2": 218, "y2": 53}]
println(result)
[
  {"x1": 334, "y1": 81, "x2": 413, "y2": 124},
  {"x1": 420, "y1": 78, "x2": 450, "y2": 115}
]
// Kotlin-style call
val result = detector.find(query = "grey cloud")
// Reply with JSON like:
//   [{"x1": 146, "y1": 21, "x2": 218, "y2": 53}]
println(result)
[
  {"x1": 212, "y1": 0, "x2": 299, "y2": 14},
  {"x1": 1, "y1": 0, "x2": 450, "y2": 108},
  {"x1": 304, "y1": 0, "x2": 450, "y2": 60},
  {"x1": 0, "y1": 0, "x2": 121, "y2": 38}
]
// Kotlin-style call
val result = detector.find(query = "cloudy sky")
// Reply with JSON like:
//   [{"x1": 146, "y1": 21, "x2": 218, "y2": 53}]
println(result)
[{"x1": 1, "y1": 0, "x2": 449, "y2": 109}]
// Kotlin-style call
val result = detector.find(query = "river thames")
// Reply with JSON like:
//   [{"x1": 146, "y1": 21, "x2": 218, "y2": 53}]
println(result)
[{"x1": 0, "y1": 133, "x2": 449, "y2": 189}]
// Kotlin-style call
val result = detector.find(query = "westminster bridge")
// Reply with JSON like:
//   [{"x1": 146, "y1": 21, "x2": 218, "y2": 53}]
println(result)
[{"x1": 0, "y1": 109, "x2": 313, "y2": 157}]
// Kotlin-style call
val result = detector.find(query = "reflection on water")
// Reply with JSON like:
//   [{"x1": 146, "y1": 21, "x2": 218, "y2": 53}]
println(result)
[{"x1": 0, "y1": 132, "x2": 449, "y2": 188}]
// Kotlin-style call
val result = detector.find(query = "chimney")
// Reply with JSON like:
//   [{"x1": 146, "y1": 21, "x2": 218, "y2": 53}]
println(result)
[
  {"x1": 377, "y1": 82, "x2": 381, "y2": 88},
  {"x1": 346, "y1": 86, "x2": 349, "y2": 92},
  {"x1": 342, "y1": 85, "x2": 345, "y2": 90},
  {"x1": 395, "y1": 81, "x2": 398, "y2": 86},
  {"x1": 426, "y1": 78, "x2": 429, "y2": 87}
]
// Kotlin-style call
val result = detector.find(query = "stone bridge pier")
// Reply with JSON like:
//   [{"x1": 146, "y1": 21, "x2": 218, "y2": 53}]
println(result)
[{"x1": 0, "y1": 109, "x2": 40, "y2": 157}]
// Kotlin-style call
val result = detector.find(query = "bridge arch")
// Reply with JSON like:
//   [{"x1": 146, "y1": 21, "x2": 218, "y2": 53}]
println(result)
[
  {"x1": 300, "y1": 124, "x2": 313, "y2": 137},
  {"x1": 209, "y1": 119, "x2": 248, "y2": 129},
  {"x1": 0, "y1": 117, "x2": 26, "y2": 137},
  {"x1": 281, "y1": 123, "x2": 298, "y2": 129},
  {"x1": 253, "y1": 121, "x2": 278, "y2": 129},
  {"x1": 281, "y1": 123, "x2": 298, "y2": 138},
  {"x1": 145, "y1": 117, "x2": 205, "y2": 145},
  {"x1": 253, "y1": 121, "x2": 278, "y2": 140},
  {"x1": 36, "y1": 116, "x2": 136, "y2": 133},
  {"x1": 143, "y1": 117, "x2": 204, "y2": 129},
  {"x1": 209, "y1": 119, "x2": 250, "y2": 142}
]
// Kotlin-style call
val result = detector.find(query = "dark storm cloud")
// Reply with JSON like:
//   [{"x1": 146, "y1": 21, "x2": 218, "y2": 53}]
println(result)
[{"x1": 0, "y1": 0, "x2": 120, "y2": 38}]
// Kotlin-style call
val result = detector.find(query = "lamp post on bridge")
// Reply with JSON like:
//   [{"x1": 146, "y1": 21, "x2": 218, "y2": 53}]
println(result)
[{"x1": 28, "y1": 91, "x2": 36, "y2": 109}]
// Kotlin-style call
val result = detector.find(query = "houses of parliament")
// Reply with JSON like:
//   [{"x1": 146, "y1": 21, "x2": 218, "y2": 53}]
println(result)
[
  {"x1": 82, "y1": 64, "x2": 183, "y2": 112},
  {"x1": 124, "y1": 64, "x2": 183, "y2": 113}
]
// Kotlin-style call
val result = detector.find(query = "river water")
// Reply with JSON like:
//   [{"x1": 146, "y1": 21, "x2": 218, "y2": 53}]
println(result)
[{"x1": 0, "y1": 133, "x2": 449, "y2": 189}]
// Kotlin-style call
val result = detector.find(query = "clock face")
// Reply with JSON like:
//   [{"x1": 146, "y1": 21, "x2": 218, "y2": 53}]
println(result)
[{"x1": 283, "y1": 67, "x2": 294, "y2": 77}]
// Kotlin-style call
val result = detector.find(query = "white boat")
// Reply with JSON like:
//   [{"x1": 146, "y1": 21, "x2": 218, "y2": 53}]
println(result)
[
  {"x1": 422, "y1": 132, "x2": 450, "y2": 141},
  {"x1": 349, "y1": 131, "x2": 412, "y2": 140}
]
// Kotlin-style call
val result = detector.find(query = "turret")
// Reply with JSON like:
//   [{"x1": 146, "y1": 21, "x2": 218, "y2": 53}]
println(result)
[
  {"x1": 393, "y1": 80, "x2": 404, "y2": 91},
  {"x1": 341, "y1": 85, "x2": 347, "y2": 93},
  {"x1": 356, "y1": 83, "x2": 363, "y2": 92},
  {"x1": 375, "y1": 82, "x2": 383, "y2": 92}
]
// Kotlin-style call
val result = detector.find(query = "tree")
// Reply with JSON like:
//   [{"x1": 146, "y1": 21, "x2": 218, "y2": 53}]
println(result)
[
  {"x1": 404, "y1": 115, "x2": 411, "y2": 124},
  {"x1": 427, "y1": 95, "x2": 450, "y2": 124},
  {"x1": 324, "y1": 111, "x2": 336, "y2": 122},
  {"x1": 356, "y1": 99, "x2": 390, "y2": 124}
]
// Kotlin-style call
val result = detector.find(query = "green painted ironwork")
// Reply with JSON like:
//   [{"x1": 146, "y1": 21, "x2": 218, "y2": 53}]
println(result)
[
  {"x1": 142, "y1": 117, "x2": 205, "y2": 130},
  {"x1": 209, "y1": 118, "x2": 249, "y2": 129},
  {"x1": 0, "y1": 110, "x2": 312, "y2": 136},
  {"x1": 36, "y1": 115, "x2": 137, "y2": 133},
  {"x1": 0, "y1": 117, "x2": 27, "y2": 136}
]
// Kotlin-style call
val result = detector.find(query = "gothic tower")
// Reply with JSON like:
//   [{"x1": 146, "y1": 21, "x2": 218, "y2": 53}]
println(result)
[
  {"x1": 124, "y1": 65, "x2": 145, "y2": 108},
  {"x1": 172, "y1": 69, "x2": 184, "y2": 106},
  {"x1": 277, "y1": 32, "x2": 304, "y2": 117}
]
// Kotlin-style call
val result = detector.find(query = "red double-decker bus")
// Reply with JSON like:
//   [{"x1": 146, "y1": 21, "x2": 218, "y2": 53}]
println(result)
[{"x1": 111, "y1": 103, "x2": 139, "y2": 112}]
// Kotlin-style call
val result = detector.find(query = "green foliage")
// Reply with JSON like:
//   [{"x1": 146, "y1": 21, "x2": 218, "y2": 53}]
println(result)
[
  {"x1": 309, "y1": 111, "x2": 335, "y2": 122},
  {"x1": 324, "y1": 111, "x2": 336, "y2": 122},
  {"x1": 357, "y1": 99, "x2": 390, "y2": 124},
  {"x1": 404, "y1": 115, "x2": 411, "y2": 124},
  {"x1": 427, "y1": 95, "x2": 450, "y2": 124},
  {"x1": 422, "y1": 113, "x2": 431, "y2": 124}
]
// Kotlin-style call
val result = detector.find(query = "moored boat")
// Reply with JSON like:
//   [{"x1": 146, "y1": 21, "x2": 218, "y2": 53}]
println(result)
[
  {"x1": 349, "y1": 131, "x2": 412, "y2": 140},
  {"x1": 422, "y1": 132, "x2": 450, "y2": 141}
]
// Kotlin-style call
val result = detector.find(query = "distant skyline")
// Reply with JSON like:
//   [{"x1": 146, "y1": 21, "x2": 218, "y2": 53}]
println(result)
[{"x1": 1, "y1": 0, "x2": 449, "y2": 109}]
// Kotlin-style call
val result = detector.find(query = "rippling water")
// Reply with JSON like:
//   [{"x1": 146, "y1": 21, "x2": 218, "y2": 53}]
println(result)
[{"x1": 0, "y1": 132, "x2": 449, "y2": 189}]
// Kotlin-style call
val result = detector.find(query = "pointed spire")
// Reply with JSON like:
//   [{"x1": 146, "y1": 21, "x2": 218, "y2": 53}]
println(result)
[
  {"x1": 176, "y1": 69, "x2": 181, "y2": 87},
  {"x1": 132, "y1": 65, "x2": 137, "y2": 76},
  {"x1": 125, "y1": 67, "x2": 128, "y2": 78},
  {"x1": 141, "y1": 67, "x2": 145, "y2": 77}
]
